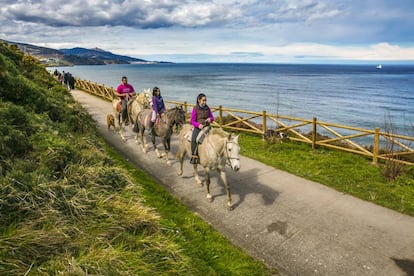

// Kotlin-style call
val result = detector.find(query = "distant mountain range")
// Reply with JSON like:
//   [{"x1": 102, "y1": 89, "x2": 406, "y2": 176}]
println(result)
[{"x1": 0, "y1": 39, "x2": 165, "y2": 66}]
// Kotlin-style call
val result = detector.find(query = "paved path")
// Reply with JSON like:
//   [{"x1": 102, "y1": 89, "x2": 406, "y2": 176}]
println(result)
[{"x1": 71, "y1": 89, "x2": 414, "y2": 276}]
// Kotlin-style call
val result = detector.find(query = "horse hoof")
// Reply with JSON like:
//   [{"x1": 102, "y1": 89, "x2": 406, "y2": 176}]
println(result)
[
  {"x1": 206, "y1": 195, "x2": 213, "y2": 203},
  {"x1": 177, "y1": 170, "x2": 183, "y2": 176},
  {"x1": 166, "y1": 161, "x2": 171, "y2": 166},
  {"x1": 227, "y1": 205, "x2": 234, "y2": 211}
]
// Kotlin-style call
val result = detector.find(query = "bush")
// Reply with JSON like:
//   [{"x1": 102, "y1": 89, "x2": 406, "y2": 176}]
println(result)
[{"x1": 0, "y1": 103, "x2": 33, "y2": 158}]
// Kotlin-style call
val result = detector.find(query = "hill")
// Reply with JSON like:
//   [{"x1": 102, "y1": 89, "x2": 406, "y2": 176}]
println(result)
[
  {"x1": 60, "y1": 47, "x2": 148, "y2": 64},
  {"x1": 0, "y1": 42, "x2": 271, "y2": 275},
  {"x1": 0, "y1": 39, "x2": 159, "y2": 66}
]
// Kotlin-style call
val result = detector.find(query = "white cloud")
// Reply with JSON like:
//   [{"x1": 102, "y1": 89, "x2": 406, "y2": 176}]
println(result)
[{"x1": 1, "y1": 0, "x2": 413, "y2": 63}]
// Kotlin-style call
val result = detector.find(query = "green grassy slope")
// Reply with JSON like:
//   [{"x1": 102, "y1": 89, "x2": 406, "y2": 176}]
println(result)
[{"x1": 0, "y1": 42, "x2": 273, "y2": 275}]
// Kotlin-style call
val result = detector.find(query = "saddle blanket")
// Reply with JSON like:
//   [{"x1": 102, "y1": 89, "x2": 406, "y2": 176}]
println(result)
[{"x1": 184, "y1": 126, "x2": 211, "y2": 144}]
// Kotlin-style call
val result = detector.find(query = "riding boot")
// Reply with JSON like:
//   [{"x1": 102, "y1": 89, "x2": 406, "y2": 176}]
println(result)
[{"x1": 190, "y1": 141, "x2": 199, "y2": 164}]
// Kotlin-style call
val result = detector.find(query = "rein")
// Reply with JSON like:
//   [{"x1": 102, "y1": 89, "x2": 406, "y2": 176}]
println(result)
[{"x1": 162, "y1": 109, "x2": 178, "y2": 128}]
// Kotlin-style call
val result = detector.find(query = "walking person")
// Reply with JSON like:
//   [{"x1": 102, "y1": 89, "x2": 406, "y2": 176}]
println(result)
[
  {"x1": 190, "y1": 93, "x2": 214, "y2": 164},
  {"x1": 115, "y1": 76, "x2": 135, "y2": 125},
  {"x1": 149, "y1": 86, "x2": 166, "y2": 132}
]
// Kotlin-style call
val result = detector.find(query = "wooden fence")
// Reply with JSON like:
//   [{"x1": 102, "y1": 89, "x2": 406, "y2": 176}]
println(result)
[{"x1": 75, "y1": 78, "x2": 414, "y2": 166}]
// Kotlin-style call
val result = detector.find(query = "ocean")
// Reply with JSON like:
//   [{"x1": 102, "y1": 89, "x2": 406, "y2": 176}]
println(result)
[{"x1": 55, "y1": 63, "x2": 414, "y2": 136}]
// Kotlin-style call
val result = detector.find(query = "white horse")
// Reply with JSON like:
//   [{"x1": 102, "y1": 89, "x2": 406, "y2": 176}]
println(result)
[
  {"x1": 128, "y1": 88, "x2": 151, "y2": 141},
  {"x1": 176, "y1": 124, "x2": 241, "y2": 210}
]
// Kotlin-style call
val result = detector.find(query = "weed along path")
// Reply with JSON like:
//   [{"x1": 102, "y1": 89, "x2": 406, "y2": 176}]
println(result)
[{"x1": 71, "y1": 89, "x2": 414, "y2": 276}]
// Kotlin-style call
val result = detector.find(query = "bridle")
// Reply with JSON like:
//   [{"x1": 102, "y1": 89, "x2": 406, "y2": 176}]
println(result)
[
  {"x1": 171, "y1": 108, "x2": 185, "y2": 130},
  {"x1": 224, "y1": 139, "x2": 240, "y2": 167}
]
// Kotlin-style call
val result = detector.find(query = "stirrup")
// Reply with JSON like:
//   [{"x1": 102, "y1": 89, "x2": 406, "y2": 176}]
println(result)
[{"x1": 190, "y1": 155, "x2": 199, "y2": 164}]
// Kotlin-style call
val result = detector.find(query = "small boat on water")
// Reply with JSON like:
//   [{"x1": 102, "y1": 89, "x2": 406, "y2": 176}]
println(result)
[{"x1": 376, "y1": 64, "x2": 382, "y2": 69}]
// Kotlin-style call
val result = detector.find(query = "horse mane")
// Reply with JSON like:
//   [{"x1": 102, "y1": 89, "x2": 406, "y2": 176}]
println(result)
[
  {"x1": 210, "y1": 127, "x2": 229, "y2": 138},
  {"x1": 135, "y1": 93, "x2": 147, "y2": 104}
]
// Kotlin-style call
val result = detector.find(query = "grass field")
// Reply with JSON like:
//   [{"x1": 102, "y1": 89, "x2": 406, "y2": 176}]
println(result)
[{"x1": 239, "y1": 133, "x2": 414, "y2": 216}]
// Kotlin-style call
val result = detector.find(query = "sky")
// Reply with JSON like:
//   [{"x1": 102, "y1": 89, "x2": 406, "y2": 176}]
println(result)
[{"x1": 1, "y1": 0, "x2": 414, "y2": 63}]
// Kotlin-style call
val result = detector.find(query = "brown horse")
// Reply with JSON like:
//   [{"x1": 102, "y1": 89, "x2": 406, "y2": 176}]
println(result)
[
  {"x1": 134, "y1": 106, "x2": 186, "y2": 165},
  {"x1": 176, "y1": 124, "x2": 241, "y2": 210},
  {"x1": 112, "y1": 98, "x2": 128, "y2": 140}
]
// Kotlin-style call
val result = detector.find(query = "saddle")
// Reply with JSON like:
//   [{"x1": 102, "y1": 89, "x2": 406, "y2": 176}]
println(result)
[
  {"x1": 146, "y1": 115, "x2": 162, "y2": 127},
  {"x1": 184, "y1": 126, "x2": 211, "y2": 144}
]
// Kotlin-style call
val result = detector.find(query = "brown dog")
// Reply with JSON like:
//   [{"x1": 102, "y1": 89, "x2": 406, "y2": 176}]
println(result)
[{"x1": 107, "y1": 114, "x2": 115, "y2": 131}]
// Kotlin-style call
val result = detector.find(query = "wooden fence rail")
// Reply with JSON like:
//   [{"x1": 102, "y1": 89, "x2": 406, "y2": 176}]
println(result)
[{"x1": 75, "y1": 78, "x2": 414, "y2": 166}]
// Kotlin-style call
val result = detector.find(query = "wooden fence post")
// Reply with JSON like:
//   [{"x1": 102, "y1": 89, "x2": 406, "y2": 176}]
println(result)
[
  {"x1": 183, "y1": 101, "x2": 188, "y2": 121},
  {"x1": 219, "y1": 105, "x2": 223, "y2": 127},
  {"x1": 372, "y1": 127, "x2": 380, "y2": 164},
  {"x1": 312, "y1": 117, "x2": 317, "y2": 149},
  {"x1": 262, "y1": 110, "x2": 267, "y2": 140}
]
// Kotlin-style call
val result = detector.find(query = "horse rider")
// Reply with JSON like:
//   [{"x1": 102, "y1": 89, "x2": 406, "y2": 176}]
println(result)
[
  {"x1": 149, "y1": 86, "x2": 166, "y2": 132},
  {"x1": 115, "y1": 76, "x2": 136, "y2": 125},
  {"x1": 190, "y1": 93, "x2": 214, "y2": 164}
]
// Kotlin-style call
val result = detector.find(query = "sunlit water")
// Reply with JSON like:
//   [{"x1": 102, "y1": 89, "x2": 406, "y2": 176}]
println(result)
[{"x1": 55, "y1": 63, "x2": 414, "y2": 139}]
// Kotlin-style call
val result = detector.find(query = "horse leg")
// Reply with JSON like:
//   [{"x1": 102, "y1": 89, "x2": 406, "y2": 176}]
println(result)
[
  {"x1": 160, "y1": 137, "x2": 171, "y2": 166},
  {"x1": 176, "y1": 143, "x2": 185, "y2": 176},
  {"x1": 193, "y1": 164, "x2": 202, "y2": 187},
  {"x1": 204, "y1": 168, "x2": 212, "y2": 202},
  {"x1": 156, "y1": 138, "x2": 167, "y2": 158},
  {"x1": 119, "y1": 120, "x2": 126, "y2": 141},
  {"x1": 115, "y1": 111, "x2": 125, "y2": 140},
  {"x1": 218, "y1": 169, "x2": 232, "y2": 210},
  {"x1": 134, "y1": 123, "x2": 140, "y2": 144},
  {"x1": 152, "y1": 134, "x2": 162, "y2": 158},
  {"x1": 140, "y1": 129, "x2": 147, "y2": 153},
  {"x1": 116, "y1": 113, "x2": 121, "y2": 131},
  {"x1": 133, "y1": 121, "x2": 139, "y2": 143}
]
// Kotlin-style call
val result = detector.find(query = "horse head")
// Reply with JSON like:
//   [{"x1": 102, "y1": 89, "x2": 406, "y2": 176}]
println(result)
[
  {"x1": 136, "y1": 88, "x2": 152, "y2": 109},
  {"x1": 165, "y1": 106, "x2": 186, "y2": 130},
  {"x1": 173, "y1": 106, "x2": 186, "y2": 128},
  {"x1": 225, "y1": 133, "x2": 241, "y2": 171}
]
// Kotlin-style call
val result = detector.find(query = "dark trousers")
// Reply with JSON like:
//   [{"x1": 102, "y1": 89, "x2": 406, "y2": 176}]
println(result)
[
  {"x1": 121, "y1": 99, "x2": 128, "y2": 121},
  {"x1": 191, "y1": 127, "x2": 201, "y2": 156}
]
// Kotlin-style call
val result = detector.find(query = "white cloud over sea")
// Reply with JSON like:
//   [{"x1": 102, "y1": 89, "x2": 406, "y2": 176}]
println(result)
[{"x1": 1, "y1": 0, "x2": 413, "y2": 63}]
